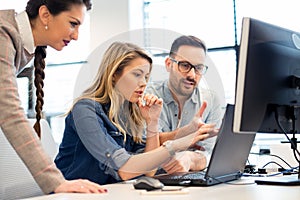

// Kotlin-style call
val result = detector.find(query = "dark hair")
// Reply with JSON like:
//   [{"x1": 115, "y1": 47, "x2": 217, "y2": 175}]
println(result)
[
  {"x1": 25, "y1": 0, "x2": 92, "y2": 138},
  {"x1": 169, "y1": 35, "x2": 207, "y2": 57},
  {"x1": 26, "y1": 0, "x2": 92, "y2": 19}
]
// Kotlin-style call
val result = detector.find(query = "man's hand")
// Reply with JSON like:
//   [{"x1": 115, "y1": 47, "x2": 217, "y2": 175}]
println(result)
[
  {"x1": 162, "y1": 151, "x2": 207, "y2": 174},
  {"x1": 188, "y1": 101, "x2": 207, "y2": 132},
  {"x1": 180, "y1": 101, "x2": 219, "y2": 139},
  {"x1": 175, "y1": 101, "x2": 208, "y2": 139}
]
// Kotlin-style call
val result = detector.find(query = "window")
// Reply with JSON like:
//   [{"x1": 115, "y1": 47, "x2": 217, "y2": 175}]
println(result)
[
  {"x1": 4, "y1": 0, "x2": 300, "y2": 142},
  {"x1": 136, "y1": 0, "x2": 300, "y2": 105}
]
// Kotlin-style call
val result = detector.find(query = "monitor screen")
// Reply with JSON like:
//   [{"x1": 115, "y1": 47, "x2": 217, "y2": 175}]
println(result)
[{"x1": 233, "y1": 17, "x2": 300, "y2": 134}]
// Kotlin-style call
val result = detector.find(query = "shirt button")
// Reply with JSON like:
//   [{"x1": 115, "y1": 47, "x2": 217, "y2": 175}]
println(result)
[{"x1": 106, "y1": 152, "x2": 111, "y2": 158}]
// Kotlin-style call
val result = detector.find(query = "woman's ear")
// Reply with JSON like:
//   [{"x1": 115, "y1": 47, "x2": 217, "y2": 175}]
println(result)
[
  {"x1": 38, "y1": 5, "x2": 51, "y2": 27},
  {"x1": 112, "y1": 73, "x2": 119, "y2": 86},
  {"x1": 112, "y1": 74, "x2": 116, "y2": 85}
]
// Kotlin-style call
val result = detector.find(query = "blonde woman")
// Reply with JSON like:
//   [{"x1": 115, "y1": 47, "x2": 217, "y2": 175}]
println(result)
[{"x1": 55, "y1": 42, "x2": 213, "y2": 184}]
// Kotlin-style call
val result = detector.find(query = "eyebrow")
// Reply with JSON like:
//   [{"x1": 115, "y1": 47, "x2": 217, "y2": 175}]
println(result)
[
  {"x1": 69, "y1": 16, "x2": 82, "y2": 25},
  {"x1": 133, "y1": 69, "x2": 144, "y2": 73},
  {"x1": 133, "y1": 68, "x2": 150, "y2": 75}
]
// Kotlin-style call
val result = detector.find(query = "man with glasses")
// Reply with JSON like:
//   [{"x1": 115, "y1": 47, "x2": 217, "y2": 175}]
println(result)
[{"x1": 147, "y1": 35, "x2": 223, "y2": 173}]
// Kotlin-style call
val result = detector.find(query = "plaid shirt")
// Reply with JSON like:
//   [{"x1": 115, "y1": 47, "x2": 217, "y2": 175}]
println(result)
[{"x1": 0, "y1": 10, "x2": 65, "y2": 194}]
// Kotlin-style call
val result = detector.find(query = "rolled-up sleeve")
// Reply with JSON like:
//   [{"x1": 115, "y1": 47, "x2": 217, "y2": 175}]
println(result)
[{"x1": 72, "y1": 100, "x2": 131, "y2": 179}]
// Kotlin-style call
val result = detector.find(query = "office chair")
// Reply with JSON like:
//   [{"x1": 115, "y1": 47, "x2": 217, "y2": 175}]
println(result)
[{"x1": 0, "y1": 119, "x2": 58, "y2": 200}]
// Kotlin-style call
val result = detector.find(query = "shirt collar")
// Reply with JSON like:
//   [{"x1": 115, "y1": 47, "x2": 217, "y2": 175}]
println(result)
[
  {"x1": 15, "y1": 11, "x2": 35, "y2": 54},
  {"x1": 162, "y1": 80, "x2": 173, "y2": 104}
]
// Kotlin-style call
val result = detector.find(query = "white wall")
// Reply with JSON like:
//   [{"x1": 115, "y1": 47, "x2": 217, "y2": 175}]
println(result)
[
  {"x1": 0, "y1": 0, "x2": 27, "y2": 12},
  {"x1": 89, "y1": 0, "x2": 131, "y2": 52},
  {"x1": 0, "y1": 0, "x2": 134, "y2": 57}
]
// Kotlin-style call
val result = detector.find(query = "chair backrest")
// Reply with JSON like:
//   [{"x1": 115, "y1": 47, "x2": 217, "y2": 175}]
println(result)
[{"x1": 0, "y1": 119, "x2": 58, "y2": 200}]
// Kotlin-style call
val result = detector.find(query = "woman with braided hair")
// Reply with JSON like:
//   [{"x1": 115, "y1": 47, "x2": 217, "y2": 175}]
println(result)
[{"x1": 0, "y1": 0, "x2": 107, "y2": 194}]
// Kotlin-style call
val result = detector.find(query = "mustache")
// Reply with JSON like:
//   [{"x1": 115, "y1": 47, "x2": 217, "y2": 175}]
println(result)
[{"x1": 185, "y1": 77, "x2": 196, "y2": 84}]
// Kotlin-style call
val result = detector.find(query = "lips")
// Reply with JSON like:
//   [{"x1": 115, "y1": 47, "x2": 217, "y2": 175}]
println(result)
[
  {"x1": 63, "y1": 40, "x2": 70, "y2": 46},
  {"x1": 183, "y1": 80, "x2": 195, "y2": 86},
  {"x1": 136, "y1": 90, "x2": 143, "y2": 95},
  {"x1": 134, "y1": 90, "x2": 144, "y2": 98}
]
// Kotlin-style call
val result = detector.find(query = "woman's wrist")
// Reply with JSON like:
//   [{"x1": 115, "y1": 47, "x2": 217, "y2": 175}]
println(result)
[
  {"x1": 146, "y1": 121, "x2": 159, "y2": 133},
  {"x1": 146, "y1": 128, "x2": 158, "y2": 134},
  {"x1": 146, "y1": 128, "x2": 159, "y2": 139},
  {"x1": 146, "y1": 123, "x2": 159, "y2": 139},
  {"x1": 162, "y1": 140, "x2": 176, "y2": 156}
]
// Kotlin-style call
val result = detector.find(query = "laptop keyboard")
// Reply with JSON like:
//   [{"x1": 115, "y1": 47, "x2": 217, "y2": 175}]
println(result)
[{"x1": 163, "y1": 171, "x2": 206, "y2": 180}]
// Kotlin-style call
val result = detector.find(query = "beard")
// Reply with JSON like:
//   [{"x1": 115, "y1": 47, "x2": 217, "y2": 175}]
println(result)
[{"x1": 174, "y1": 77, "x2": 197, "y2": 97}]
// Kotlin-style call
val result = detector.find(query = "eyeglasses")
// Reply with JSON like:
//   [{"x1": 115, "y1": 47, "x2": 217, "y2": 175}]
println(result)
[{"x1": 170, "y1": 57, "x2": 208, "y2": 75}]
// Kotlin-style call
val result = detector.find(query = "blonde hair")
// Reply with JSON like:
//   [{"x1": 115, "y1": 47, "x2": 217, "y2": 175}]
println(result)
[{"x1": 72, "y1": 42, "x2": 152, "y2": 143}]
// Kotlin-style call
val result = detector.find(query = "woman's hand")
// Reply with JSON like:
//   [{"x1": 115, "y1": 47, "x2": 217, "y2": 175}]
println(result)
[
  {"x1": 162, "y1": 151, "x2": 192, "y2": 173},
  {"x1": 138, "y1": 93, "x2": 163, "y2": 126},
  {"x1": 162, "y1": 151, "x2": 207, "y2": 174},
  {"x1": 54, "y1": 179, "x2": 107, "y2": 194}
]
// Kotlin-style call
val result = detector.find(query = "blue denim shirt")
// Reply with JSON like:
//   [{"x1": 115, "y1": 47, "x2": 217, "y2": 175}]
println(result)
[{"x1": 54, "y1": 99, "x2": 145, "y2": 184}]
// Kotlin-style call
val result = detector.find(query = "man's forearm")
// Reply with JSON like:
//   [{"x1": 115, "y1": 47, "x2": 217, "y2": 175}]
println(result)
[
  {"x1": 159, "y1": 131, "x2": 176, "y2": 145},
  {"x1": 159, "y1": 125, "x2": 193, "y2": 145}
]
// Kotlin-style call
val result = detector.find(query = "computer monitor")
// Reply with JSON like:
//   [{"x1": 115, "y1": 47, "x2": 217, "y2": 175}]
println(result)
[{"x1": 233, "y1": 17, "x2": 300, "y2": 185}]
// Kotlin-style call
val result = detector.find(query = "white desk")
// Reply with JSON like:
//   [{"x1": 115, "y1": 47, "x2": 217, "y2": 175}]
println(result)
[{"x1": 21, "y1": 177, "x2": 300, "y2": 200}]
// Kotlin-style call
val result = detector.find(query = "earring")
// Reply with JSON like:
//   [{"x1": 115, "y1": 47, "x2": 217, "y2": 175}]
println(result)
[{"x1": 45, "y1": 25, "x2": 48, "y2": 30}]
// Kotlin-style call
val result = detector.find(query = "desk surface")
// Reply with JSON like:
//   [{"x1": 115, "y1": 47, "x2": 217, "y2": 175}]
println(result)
[{"x1": 22, "y1": 176, "x2": 300, "y2": 200}]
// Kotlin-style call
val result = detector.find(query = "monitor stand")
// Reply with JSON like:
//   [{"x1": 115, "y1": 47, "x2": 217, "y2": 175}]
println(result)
[{"x1": 256, "y1": 120, "x2": 300, "y2": 186}]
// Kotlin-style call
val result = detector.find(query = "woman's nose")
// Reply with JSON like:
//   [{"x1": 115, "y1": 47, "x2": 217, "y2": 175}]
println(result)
[{"x1": 71, "y1": 28, "x2": 79, "y2": 40}]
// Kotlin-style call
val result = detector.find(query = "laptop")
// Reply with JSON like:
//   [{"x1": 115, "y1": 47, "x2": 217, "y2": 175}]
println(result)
[{"x1": 154, "y1": 104, "x2": 256, "y2": 186}]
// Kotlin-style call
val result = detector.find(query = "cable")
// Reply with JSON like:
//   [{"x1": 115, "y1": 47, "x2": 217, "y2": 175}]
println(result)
[
  {"x1": 242, "y1": 166, "x2": 299, "y2": 178},
  {"x1": 249, "y1": 152, "x2": 294, "y2": 169},
  {"x1": 274, "y1": 107, "x2": 300, "y2": 163},
  {"x1": 261, "y1": 161, "x2": 286, "y2": 169}
]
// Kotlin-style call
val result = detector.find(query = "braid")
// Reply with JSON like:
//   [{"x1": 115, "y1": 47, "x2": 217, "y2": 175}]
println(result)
[{"x1": 33, "y1": 46, "x2": 47, "y2": 138}]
